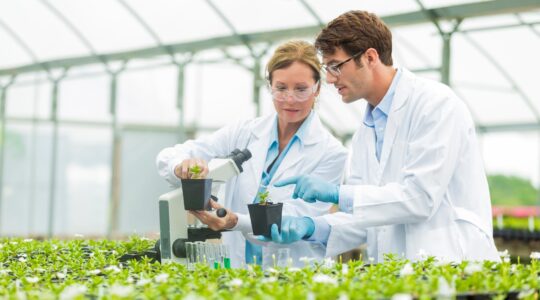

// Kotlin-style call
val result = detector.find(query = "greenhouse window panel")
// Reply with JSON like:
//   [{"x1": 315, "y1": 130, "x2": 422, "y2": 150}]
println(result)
[
  {"x1": 207, "y1": 0, "x2": 316, "y2": 34},
  {"x1": 308, "y1": 0, "x2": 415, "y2": 22},
  {"x1": 0, "y1": 1, "x2": 90, "y2": 63},
  {"x1": 125, "y1": 0, "x2": 232, "y2": 45},
  {"x1": 47, "y1": 0, "x2": 156, "y2": 54},
  {"x1": 0, "y1": 24, "x2": 35, "y2": 69}
]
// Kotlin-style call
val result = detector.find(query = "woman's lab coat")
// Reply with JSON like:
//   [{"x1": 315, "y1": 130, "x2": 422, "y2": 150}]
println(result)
[
  {"x1": 318, "y1": 69, "x2": 500, "y2": 262},
  {"x1": 157, "y1": 112, "x2": 348, "y2": 268}
]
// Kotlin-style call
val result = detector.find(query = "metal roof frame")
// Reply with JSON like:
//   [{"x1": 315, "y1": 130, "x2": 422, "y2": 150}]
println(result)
[{"x1": 2, "y1": 0, "x2": 538, "y2": 77}]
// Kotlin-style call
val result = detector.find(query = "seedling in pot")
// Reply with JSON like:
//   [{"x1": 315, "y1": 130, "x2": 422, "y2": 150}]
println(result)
[
  {"x1": 248, "y1": 189, "x2": 283, "y2": 238},
  {"x1": 188, "y1": 164, "x2": 204, "y2": 179},
  {"x1": 181, "y1": 164, "x2": 212, "y2": 210},
  {"x1": 258, "y1": 190, "x2": 270, "y2": 205}
]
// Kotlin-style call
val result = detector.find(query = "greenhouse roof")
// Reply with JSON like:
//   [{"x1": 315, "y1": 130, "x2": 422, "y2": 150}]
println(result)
[{"x1": 1, "y1": 0, "x2": 539, "y2": 139}]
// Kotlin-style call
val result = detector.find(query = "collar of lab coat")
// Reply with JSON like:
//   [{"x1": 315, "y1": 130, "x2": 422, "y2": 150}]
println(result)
[
  {"x1": 389, "y1": 68, "x2": 415, "y2": 113},
  {"x1": 363, "y1": 68, "x2": 402, "y2": 128},
  {"x1": 245, "y1": 110, "x2": 326, "y2": 187},
  {"x1": 377, "y1": 68, "x2": 415, "y2": 171},
  {"x1": 250, "y1": 109, "x2": 324, "y2": 146}
]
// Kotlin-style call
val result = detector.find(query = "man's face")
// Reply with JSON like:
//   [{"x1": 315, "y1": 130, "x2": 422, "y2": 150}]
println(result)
[{"x1": 323, "y1": 48, "x2": 371, "y2": 103}]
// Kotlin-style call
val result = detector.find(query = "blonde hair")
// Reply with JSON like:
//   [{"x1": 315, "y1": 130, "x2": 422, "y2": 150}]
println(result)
[{"x1": 266, "y1": 40, "x2": 321, "y2": 84}]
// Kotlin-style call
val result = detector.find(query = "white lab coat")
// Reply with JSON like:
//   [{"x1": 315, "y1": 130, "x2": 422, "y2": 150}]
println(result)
[
  {"x1": 319, "y1": 69, "x2": 500, "y2": 263},
  {"x1": 157, "y1": 111, "x2": 348, "y2": 268}
]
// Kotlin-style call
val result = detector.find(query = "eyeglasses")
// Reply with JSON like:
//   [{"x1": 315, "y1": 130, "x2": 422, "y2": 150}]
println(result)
[
  {"x1": 323, "y1": 50, "x2": 364, "y2": 77},
  {"x1": 269, "y1": 81, "x2": 319, "y2": 102}
]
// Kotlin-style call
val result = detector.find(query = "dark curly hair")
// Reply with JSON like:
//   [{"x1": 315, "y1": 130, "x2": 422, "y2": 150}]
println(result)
[{"x1": 315, "y1": 10, "x2": 393, "y2": 66}]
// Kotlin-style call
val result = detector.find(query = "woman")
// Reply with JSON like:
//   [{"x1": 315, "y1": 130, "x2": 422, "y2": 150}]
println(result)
[{"x1": 156, "y1": 40, "x2": 347, "y2": 268}]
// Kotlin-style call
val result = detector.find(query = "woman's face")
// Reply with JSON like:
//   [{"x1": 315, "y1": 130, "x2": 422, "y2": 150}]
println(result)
[{"x1": 270, "y1": 61, "x2": 319, "y2": 126}]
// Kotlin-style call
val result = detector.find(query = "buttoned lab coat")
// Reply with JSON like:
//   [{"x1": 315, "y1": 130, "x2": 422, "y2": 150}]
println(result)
[
  {"x1": 318, "y1": 69, "x2": 500, "y2": 262},
  {"x1": 157, "y1": 112, "x2": 348, "y2": 268}
]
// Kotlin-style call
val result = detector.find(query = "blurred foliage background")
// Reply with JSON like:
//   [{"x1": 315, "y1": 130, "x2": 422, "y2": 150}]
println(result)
[{"x1": 488, "y1": 174, "x2": 539, "y2": 206}]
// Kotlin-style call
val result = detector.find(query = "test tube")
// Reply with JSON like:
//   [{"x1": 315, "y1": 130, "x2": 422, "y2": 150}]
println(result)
[
  {"x1": 185, "y1": 242, "x2": 194, "y2": 269},
  {"x1": 277, "y1": 248, "x2": 291, "y2": 268},
  {"x1": 195, "y1": 241, "x2": 205, "y2": 263},
  {"x1": 185, "y1": 242, "x2": 193, "y2": 263},
  {"x1": 213, "y1": 244, "x2": 220, "y2": 269},
  {"x1": 204, "y1": 243, "x2": 215, "y2": 266},
  {"x1": 214, "y1": 244, "x2": 221, "y2": 266},
  {"x1": 221, "y1": 244, "x2": 231, "y2": 269}
]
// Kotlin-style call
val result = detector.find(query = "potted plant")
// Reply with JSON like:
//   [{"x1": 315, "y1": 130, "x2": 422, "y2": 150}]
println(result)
[
  {"x1": 181, "y1": 165, "x2": 212, "y2": 210},
  {"x1": 247, "y1": 190, "x2": 283, "y2": 238}
]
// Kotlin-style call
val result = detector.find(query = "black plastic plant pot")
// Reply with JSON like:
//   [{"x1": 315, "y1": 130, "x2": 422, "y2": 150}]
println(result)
[
  {"x1": 247, "y1": 202, "x2": 283, "y2": 238},
  {"x1": 181, "y1": 178, "x2": 212, "y2": 210},
  {"x1": 455, "y1": 291, "x2": 521, "y2": 300}
]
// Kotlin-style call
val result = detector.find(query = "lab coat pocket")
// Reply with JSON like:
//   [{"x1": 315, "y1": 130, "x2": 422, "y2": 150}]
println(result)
[
  {"x1": 453, "y1": 207, "x2": 500, "y2": 261},
  {"x1": 406, "y1": 223, "x2": 462, "y2": 261},
  {"x1": 454, "y1": 219, "x2": 499, "y2": 261}
]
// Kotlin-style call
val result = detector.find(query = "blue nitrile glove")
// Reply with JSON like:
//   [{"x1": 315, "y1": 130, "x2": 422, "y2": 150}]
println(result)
[
  {"x1": 273, "y1": 175, "x2": 339, "y2": 204},
  {"x1": 257, "y1": 216, "x2": 315, "y2": 244}
]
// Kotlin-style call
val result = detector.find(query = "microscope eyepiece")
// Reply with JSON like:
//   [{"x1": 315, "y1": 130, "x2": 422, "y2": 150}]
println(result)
[
  {"x1": 240, "y1": 149, "x2": 252, "y2": 160},
  {"x1": 229, "y1": 148, "x2": 252, "y2": 172}
]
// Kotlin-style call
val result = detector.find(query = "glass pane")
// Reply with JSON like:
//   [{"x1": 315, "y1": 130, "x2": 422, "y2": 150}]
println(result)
[
  {"x1": 1, "y1": 123, "x2": 111, "y2": 236},
  {"x1": 460, "y1": 14, "x2": 521, "y2": 31},
  {"x1": 51, "y1": 0, "x2": 155, "y2": 53},
  {"x1": 393, "y1": 25, "x2": 441, "y2": 71},
  {"x1": 52, "y1": 125, "x2": 112, "y2": 236},
  {"x1": 516, "y1": 12, "x2": 540, "y2": 23},
  {"x1": 1, "y1": 123, "x2": 52, "y2": 235},
  {"x1": 453, "y1": 29, "x2": 540, "y2": 119},
  {"x1": 0, "y1": 27, "x2": 33, "y2": 69},
  {"x1": 184, "y1": 63, "x2": 255, "y2": 127},
  {"x1": 117, "y1": 66, "x2": 178, "y2": 125},
  {"x1": 6, "y1": 77, "x2": 52, "y2": 119},
  {"x1": 210, "y1": 0, "x2": 316, "y2": 33},
  {"x1": 0, "y1": 1, "x2": 90, "y2": 62},
  {"x1": 126, "y1": 0, "x2": 231, "y2": 44},
  {"x1": 59, "y1": 74, "x2": 111, "y2": 122},
  {"x1": 118, "y1": 130, "x2": 175, "y2": 235},
  {"x1": 308, "y1": 0, "x2": 416, "y2": 22},
  {"x1": 456, "y1": 89, "x2": 536, "y2": 125}
]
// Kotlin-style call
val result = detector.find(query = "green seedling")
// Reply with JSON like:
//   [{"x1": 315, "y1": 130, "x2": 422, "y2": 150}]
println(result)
[
  {"x1": 188, "y1": 165, "x2": 204, "y2": 179},
  {"x1": 258, "y1": 190, "x2": 270, "y2": 205},
  {"x1": 0, "y1": 237, "x2": 534, "y2": 298}
]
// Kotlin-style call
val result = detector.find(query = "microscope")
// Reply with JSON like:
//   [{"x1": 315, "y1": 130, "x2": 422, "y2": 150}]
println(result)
[{"x1": 157, "y1": 149, "x2": 252, "y2": 264}]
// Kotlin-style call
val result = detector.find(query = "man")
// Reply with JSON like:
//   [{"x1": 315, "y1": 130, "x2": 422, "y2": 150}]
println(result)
[{"x1": 265, "y1": 10, "x2": 500, "y2": 262}]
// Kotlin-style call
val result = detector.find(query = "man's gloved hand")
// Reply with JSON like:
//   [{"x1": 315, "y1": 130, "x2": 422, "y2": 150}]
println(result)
[
  {"x1": 258, "y1": 216, "x2": 315, "y2": 244},
  {"x1": 273, "y1": 175, "x2": 339, "y2": 204}
]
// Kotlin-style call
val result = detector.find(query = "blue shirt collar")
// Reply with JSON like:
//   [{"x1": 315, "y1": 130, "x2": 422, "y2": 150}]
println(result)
[
  {"x1": 270, "y1": 110, "x2": 314, "y2": 147},
  {"x1": 363, "y1": 68, "x2": 402, "y2": 127}
]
